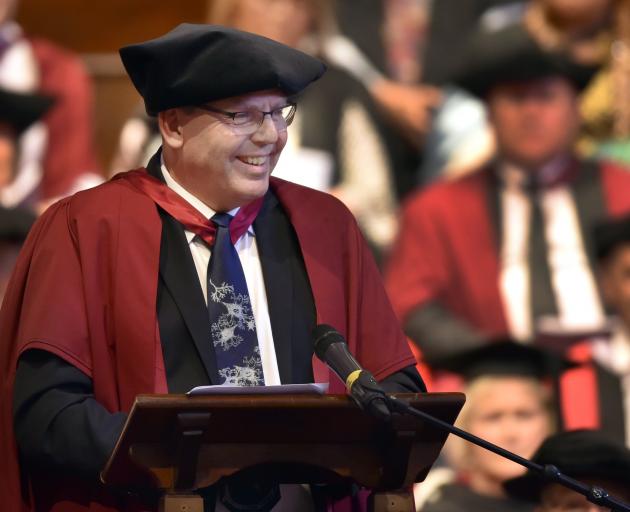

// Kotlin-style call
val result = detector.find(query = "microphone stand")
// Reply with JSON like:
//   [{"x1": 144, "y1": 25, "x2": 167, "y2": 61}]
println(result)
[{"x1": 382, "y1": 393, "x2": 630, "y2": 512}]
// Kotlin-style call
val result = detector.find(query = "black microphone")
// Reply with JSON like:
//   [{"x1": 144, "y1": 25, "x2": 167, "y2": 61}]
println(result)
[{"x1": 312, "y1": 324, "x2": 391, "y2": 421}]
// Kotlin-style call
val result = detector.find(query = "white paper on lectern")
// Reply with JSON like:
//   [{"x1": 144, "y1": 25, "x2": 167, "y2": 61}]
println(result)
[{"x1": 186, "y1": 383, "x2": 329, "y2": 396}]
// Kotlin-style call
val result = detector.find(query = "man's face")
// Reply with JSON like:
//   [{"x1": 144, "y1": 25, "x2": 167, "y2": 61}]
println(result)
[
  {"x1": 488, "y1": 76, "x2": 580, "y2": 169},
  {"x1": 168, "y1": 89, "x2": 289, "y2": 211},
  {"x1": 599, "y1": 243, "x2": 630, "y2": 327}
]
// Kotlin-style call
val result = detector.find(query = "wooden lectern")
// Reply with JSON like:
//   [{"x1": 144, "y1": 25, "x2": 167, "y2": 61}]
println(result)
[{"x1": 101, "y1": 392, "x2": 465, "y2": 512}]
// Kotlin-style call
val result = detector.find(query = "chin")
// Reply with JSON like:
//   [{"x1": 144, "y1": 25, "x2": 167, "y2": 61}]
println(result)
[
  {"x1": 510, "y1": 151, "x2": 555, "y2": 169},
  {"x1": 235, "y1": 179, "x2": 270, "y2": 204}
]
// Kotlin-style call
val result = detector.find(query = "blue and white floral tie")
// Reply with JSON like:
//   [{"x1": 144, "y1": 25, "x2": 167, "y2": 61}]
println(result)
[{"x1": 207, "y1": 212, "x2": 264, "y2": 386}]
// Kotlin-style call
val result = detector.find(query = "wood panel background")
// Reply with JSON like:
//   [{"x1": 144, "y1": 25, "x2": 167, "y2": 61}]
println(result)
[{"x1": 16, "y1": 0, "x2": 211, "y2": 172}]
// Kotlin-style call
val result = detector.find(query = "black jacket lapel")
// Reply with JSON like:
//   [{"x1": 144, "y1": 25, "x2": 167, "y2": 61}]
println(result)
[
  {"x1": 254, "y1": 192, "x2": 294, "y2": 383},
  {"x1": 254, "y1": 190, "x2": 317, "y2": 384},
  {"x1": 148, "y1": 150, "x2": 220, "y2": 385},
  {"x1": 158, "y1": 210, "x2": 221, "y2": 385}
]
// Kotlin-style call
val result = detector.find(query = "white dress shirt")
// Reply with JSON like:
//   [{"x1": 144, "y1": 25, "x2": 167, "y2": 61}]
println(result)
[
  {"x1": 498, "y1": 159, "x2": 605, "y2": 341},
  {"x1": 161, "y1": 161, "x2": 281, "y2": 385}
]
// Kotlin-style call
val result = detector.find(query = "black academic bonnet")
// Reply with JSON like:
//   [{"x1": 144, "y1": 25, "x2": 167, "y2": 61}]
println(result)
[
  {"x1": 504, "y1": 429, "x2": 630, "y2": 502},
  {"x1": 429, "y1": 338, "x2": 575, "y2": 381},
  {"x1": 452, "y1": 24, "x2": 597, "y2": 98},
  {"x1": 119, "y1": 23, "x2": 327, "y2": 116},
  {"x1": 593, "y1": 213, "x2": 630, "y2": 261},
  {"x1": 0, "y1": 87, "x2": 54, "y2": 135}
]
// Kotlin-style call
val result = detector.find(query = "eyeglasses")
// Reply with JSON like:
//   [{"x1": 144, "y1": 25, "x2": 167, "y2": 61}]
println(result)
[{"x1": 197, "y1": 102, "x2": 297, "y2": 135}]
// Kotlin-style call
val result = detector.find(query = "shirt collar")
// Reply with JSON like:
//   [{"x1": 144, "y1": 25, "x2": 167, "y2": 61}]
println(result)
[
  {"x1": 498, "y1": 154, "x2": 573, "y2": 191},
  {"x1": 160, "y1": 157, "x2": 254, "y2": 243}
]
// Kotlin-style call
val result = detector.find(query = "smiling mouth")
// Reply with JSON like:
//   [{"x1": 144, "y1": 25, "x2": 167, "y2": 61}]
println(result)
[{"x1": 238, "y1": 156, "x2": 269, "y2": 166}]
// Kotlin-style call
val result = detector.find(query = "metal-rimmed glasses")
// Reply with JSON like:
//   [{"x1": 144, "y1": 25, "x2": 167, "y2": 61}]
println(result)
[{"x1": 197, "y1": 102, "x2": 297, "y2": 135}]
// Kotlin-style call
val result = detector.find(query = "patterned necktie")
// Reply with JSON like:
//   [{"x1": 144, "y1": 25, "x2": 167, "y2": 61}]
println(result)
[{"x1": 207, "y1": 212, "x2": 264, "y2": 386}]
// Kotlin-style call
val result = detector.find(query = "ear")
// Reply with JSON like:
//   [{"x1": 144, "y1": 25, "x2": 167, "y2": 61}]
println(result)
[{"x1": 158, "y1": 108, "x2": 185, "y2": 149}]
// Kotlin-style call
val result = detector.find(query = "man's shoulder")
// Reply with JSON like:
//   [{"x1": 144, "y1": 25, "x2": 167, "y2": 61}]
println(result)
[
  {"x1": 270, "y1": 177, "x2": 356, "y2": 222},
  {"x1": 402, "y1": 167, "x2": 491, "y2": 216},
  {"x1": 63, "y1": 171, "x2": 155, "y2": 219}
]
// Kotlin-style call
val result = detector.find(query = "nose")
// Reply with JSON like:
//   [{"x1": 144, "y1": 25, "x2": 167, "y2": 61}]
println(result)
[{"x1": 251, "y1": 114, "x2": 280, "y2": 144}]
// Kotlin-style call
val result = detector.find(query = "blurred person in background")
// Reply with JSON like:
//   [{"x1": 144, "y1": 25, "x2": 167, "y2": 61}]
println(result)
[
  {"x1": 0, "y1": 0, "x2": 102, "y2": 212},
  {"x1": 504, "y1": 429, "x2": 630, "y2": 511},
  {"x1": 550, "y1": 213, "x2": 630, "y2": 444},
  {"x1": 418, "y1": 0, "x2": 527, "y2": 182},
  {"x1": 419, "y1": 0, "x2": 630, "y2": 181},
  {"x1": 386, "y1": 24, "x2": 630, "y2": 367},
  {"x1": 0, "y1": 87, "x2": 52, "y2": 301},
  {"x1": 418, "y1": 341, "x2": 559, "y2": 512}
]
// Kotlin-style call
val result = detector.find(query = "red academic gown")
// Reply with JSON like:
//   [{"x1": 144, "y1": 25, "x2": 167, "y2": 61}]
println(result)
[
  {"x1": 386, "y1": 159, "x2": 630, "y2": 423},
  {"x1": 387, "y1": 160, "x2": 630, "y2": 341},
  {"x1": 0, "y1": 172, "x2": 416, "y2": 511}
]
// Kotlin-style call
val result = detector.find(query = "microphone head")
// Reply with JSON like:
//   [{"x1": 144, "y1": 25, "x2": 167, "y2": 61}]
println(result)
[{"x1": 312, "y1": 324, "x2": 346, "y2": 360}]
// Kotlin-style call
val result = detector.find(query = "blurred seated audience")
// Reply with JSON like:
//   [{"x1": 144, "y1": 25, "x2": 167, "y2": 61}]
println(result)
[
  {"x1": 504, "y1": 429, "x2": 630, "y2": 511},
  {"x1": 111, "y1": 0, "x2": 403, "y2": 261},
  {"x1": 386, "y1": 24, "x2": 630, "y2": 364},
  {"x1": 0, "y1": 87, "x2": 52, "y2": 300},
  {"x1": 591, "y1": 214, "x2": 630, "y2": 443},
  {"x1": 418, "y1": 341, "x2": 560, "y2": 512},
  {"x1": 0, "y1": 0, "x2": 102, "y2": 211}
]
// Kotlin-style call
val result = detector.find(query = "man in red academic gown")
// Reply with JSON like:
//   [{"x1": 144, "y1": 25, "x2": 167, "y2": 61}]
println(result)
[
  {"x1": 386, "y1": 24, "x2": 630, "y2": 365},
  {"x1": 0, "y1": 24, "x2": 424, "y2": 512}
]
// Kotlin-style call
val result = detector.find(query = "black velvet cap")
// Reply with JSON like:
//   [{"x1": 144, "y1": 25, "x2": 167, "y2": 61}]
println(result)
[
  {"x1": 453, "y1": 24, "x2": 597, "y2": 98},
  {"x1": 119, "y1": 23, "x2": 327, "y2": 116},
  {"x1": 430, "y1": 339, "x2": 573, "y2": 381},
  {"x1": 504, "y1": 429, "x2": 630, "y2": 502},
  {"x1": 593, "y1": 214, "x2": 630, "y2": 261},
  {"x1": 0, "y1": 87, "x2": 54, "y2": 135}
]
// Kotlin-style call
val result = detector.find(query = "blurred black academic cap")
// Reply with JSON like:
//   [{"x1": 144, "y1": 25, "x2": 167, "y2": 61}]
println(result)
[
  {"x1": 0, "y1": 87, "x2": 54, "y2": 135},
  {"x1": 430, "y1": 338, "x2": 575, "y2": 382},
  {"x1": 504, "y1": 429, "x2": 630, "y2": 502}
]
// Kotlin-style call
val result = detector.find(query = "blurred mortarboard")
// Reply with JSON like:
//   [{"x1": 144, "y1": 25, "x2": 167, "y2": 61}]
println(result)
[
  {"x1": 504, "y1": 429, "x2": 630, "y2": 502},
  {"x1": 119, "y1": 23, "x2": 327, "y2": 116},
  {"x1": 430, "y1": 339, "x2": 575, "y2": 381},
  {"x1": 452, "y1": 24, "x2": 597, "y2": 98},
  {"x1": 0, "y1": 87, "x2": 54, "y2": 135},
  {"x1": 593, "y1": 213, "x2": 630, "y2": 261}
]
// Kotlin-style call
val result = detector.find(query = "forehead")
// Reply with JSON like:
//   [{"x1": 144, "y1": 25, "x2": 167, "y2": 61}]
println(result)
[
  {"x1": 468, "y1": 376, "x2": 541, "y2": 407},
  {"x1": 211, "y1": 89, "x2": 290, "y2": 109}
]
